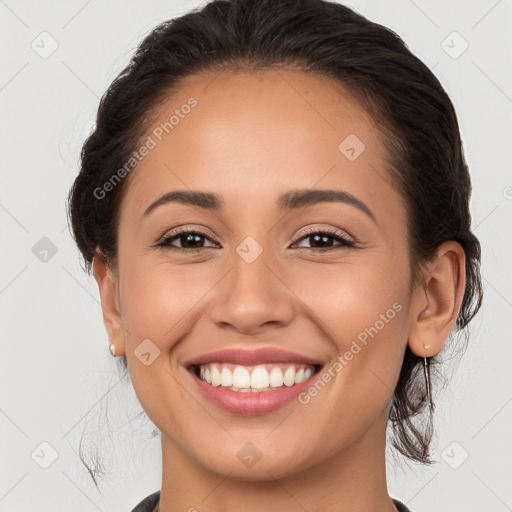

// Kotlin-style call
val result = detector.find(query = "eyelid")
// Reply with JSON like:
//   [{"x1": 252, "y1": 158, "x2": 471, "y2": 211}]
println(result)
[
  {"x1": 155, "y1": 225, "x2": 219, "y2": 246},
  {"x1": 293, "y1": 225, "x2": 355, "y2": 246},
  {"x1": 156, "y1": 224, "x2": 357, "y2": 251}
]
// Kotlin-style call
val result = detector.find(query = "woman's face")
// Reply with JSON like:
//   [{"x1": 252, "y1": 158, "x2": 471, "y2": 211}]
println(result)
[{"x1": 106, "y1": 69, "x2": 419, "y2": 478}]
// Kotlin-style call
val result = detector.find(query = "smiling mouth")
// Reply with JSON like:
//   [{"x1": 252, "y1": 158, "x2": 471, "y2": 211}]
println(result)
[{"x1": 189, "y1": 362, "x2": 323, "y2": 392}]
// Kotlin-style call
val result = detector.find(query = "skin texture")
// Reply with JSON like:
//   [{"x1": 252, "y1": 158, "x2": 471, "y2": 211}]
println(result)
[{"x1": 92, "y1": 69, "x2": 466, "y2": 512}]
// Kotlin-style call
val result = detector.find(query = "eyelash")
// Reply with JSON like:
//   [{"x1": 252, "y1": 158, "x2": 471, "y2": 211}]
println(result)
[{"x1": 155, "y1": 227, "x2": 356, "y2": 253}]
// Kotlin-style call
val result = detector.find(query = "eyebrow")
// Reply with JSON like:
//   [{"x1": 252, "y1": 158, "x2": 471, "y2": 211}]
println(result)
[{"x1": 142, "y1": 188, "x2": 377, "y2": 224}]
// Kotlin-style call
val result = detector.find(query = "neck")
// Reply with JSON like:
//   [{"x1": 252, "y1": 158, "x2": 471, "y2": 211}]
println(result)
[{"x1": 157, "y1": 410, "x2": 397, "y2": 512}]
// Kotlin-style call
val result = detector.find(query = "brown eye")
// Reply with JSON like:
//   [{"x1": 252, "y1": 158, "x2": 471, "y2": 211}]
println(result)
[
  {"x1": 293, "y1": 229, "x2": 355, "y2": 251},
  {"x1": 157, "y1": 229, "x2": 218, "y2": 251}
]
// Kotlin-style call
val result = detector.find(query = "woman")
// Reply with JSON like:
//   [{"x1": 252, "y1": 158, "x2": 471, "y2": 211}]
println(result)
[{"x1": 66, "y1": 0, "x2": 483, "y2": 510}]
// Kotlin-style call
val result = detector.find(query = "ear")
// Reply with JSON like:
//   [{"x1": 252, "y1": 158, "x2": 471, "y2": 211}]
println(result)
[
  {"x1": 408, "y1": 241, "x2": 466, "y2": 357},
  {"x1": 92, "y1": 250, "x2": 125, "y2": 357}
]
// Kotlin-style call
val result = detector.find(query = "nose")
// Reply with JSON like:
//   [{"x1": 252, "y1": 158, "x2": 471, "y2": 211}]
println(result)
[{"x1": 209, "y1": 247, "x2": 295, "y2": 335}]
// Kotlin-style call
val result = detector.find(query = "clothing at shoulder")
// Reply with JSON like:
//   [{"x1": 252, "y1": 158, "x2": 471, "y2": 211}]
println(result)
[
  {"x1": 131, "y1": 491, "x2": 413, "y2": 512},
  {"x1": 130, "y1": 490, "x2": 160, "y2": 512},
  {"x1": 393, "y1": 498, "x2": 413, "y2": 512}
]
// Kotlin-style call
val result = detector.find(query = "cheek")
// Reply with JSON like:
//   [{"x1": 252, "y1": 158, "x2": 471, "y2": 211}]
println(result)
[
  {"x1": 292, "y1": 257, "x2": 409, "y2": 397},
  {"x1": 117, "y1": 261, "x2": 197, "y2": 427},
  {"x1": 293, "y1": 255, "x2": 407, "y2": 340},
  {"x1": 119, "y1": 259, "x2": 215, "y2": 349}
]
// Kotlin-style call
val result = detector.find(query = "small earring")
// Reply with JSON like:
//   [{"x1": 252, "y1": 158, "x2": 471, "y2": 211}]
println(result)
[{"x1": 109, "y1": 343, "x2": 117, "y2": 357}]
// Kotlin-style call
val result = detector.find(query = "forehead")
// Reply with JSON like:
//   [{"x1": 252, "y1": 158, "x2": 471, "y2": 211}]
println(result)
[{"x1": 120, "y1": 69, "x2": 403, "y2": 224}]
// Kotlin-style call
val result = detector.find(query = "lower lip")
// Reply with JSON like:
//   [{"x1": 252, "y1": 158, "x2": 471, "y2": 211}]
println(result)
[{"x1": 188, "y1": 368, "x2": 320, "y2": 416}]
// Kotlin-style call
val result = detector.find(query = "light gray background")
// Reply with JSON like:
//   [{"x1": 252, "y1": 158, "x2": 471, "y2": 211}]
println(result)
[{"x1": 1, "y1": 1, "x2": 511, "y2": 511}]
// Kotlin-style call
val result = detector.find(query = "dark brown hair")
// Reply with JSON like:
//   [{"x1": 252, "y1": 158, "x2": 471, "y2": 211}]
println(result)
[{"x1": 67, "y1": 0, "x2": 483, "y2": 478}]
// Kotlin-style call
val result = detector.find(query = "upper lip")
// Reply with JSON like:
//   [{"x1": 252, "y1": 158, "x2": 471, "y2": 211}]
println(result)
[{"x1": 185, "y1": 347, "x2": 324, "y2": 367}]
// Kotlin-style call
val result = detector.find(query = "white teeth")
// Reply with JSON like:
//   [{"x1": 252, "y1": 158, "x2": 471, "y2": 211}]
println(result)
[
  {"x1": 232, "y1": 366, "x2": 251, "y2": 388},
  {"x1": 283, "y1": 366, "x2": 296, "y2": 387},
  {"x1": 195, "y1": 362, "x2": 317, "y2": 392},
  {"x1": 269, "y1": 367, "x2": 284, "y2": 387},
  {"x1": 211, "y1": 364, "x2": 221, "y2": 387},
  {"x1": 251, "y1": 365, "x2": 270, "y2": 389},
  {"x1": 220, "y1": 367, "x2": 232, "y2": 387}
]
